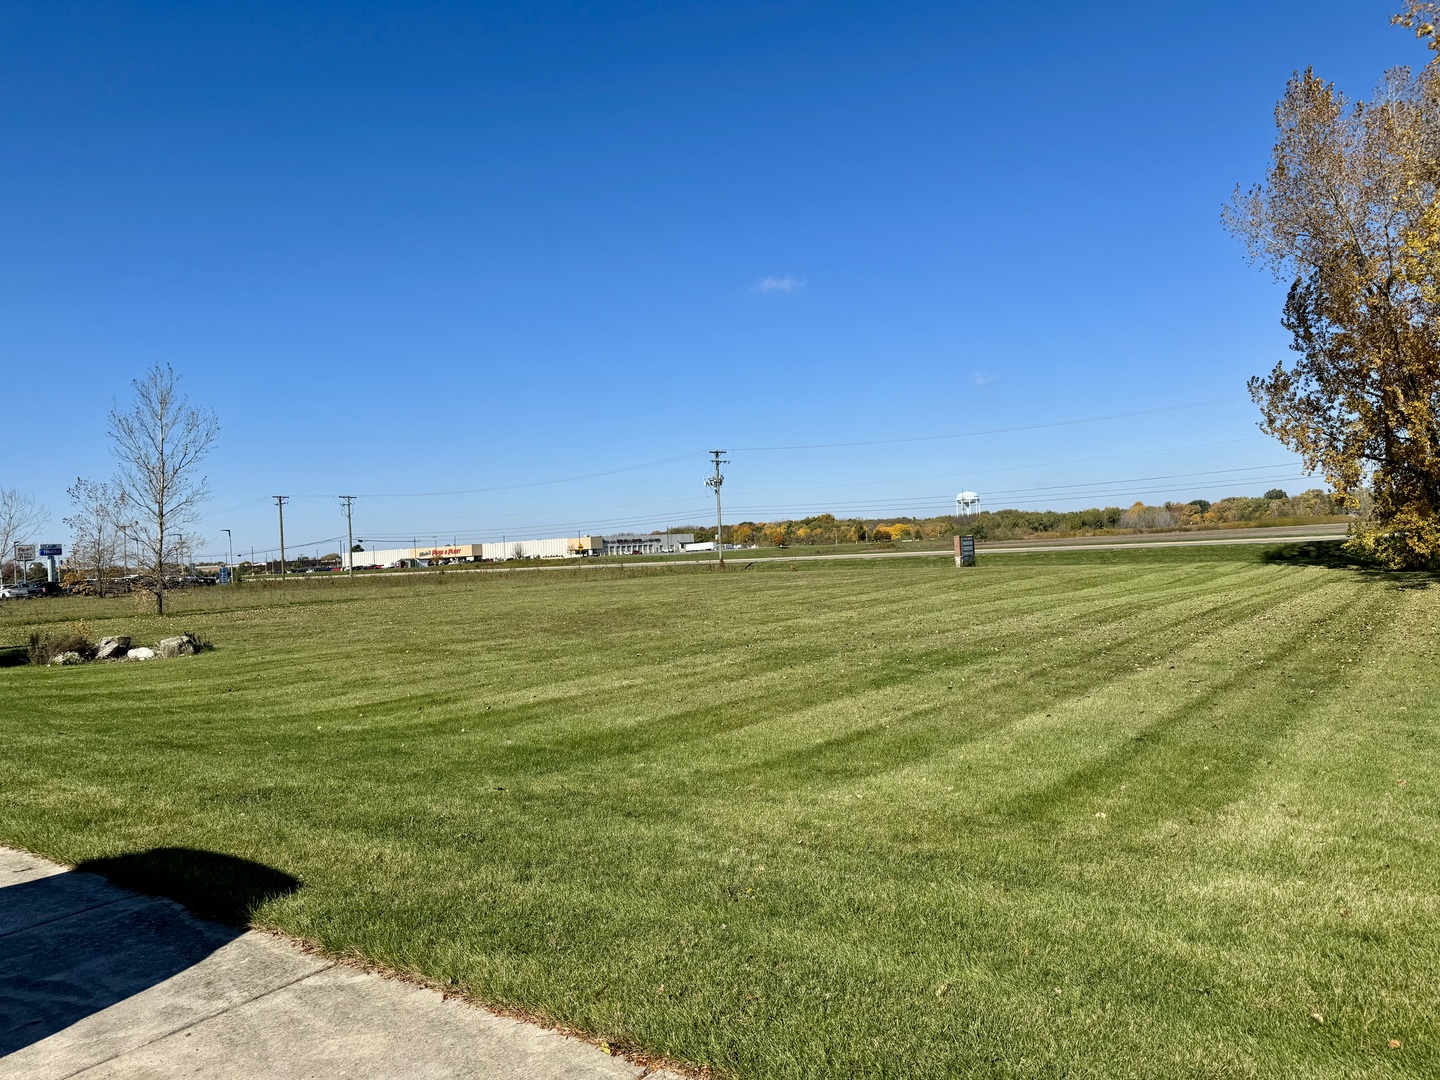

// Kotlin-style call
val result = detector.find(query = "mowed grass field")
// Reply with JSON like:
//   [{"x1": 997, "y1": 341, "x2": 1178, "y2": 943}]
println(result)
[{"x1": 1, "y1": 546, "x2": 1436, "y2": 1078}]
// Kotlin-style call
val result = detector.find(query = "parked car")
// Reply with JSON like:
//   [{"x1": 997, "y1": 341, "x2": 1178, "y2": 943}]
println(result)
[{"x1": 0, "y1": 582, "x2": 37, "y2": 600}]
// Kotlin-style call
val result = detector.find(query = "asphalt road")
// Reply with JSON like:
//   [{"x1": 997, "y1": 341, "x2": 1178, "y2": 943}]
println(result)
[{"x1": 314, "y1": 523, "x2": 1349, "y2": 579}]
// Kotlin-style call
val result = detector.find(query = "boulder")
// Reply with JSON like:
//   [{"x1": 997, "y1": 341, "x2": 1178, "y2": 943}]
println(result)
[
  {"x1": 127, "y1": 647, "x2": 156, "y2": 661},
  {"x1": 50, "y1": 651, "x2": 85, "y2": 666},
  {"x1": 94, "y1": 636, "x2": 132, "y2": 661},
  {"x1": 156, "y1": 634, "x2": 200, "y2": 658}
]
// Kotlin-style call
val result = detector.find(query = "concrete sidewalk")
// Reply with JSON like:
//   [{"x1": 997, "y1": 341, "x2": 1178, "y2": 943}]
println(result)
[{"x1": 0, "y1": 847, "x2": 677, "y2": 1079}]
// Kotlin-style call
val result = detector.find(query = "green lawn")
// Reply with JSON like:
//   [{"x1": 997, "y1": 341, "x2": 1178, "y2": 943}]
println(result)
[{"x1": 1, "y1": 546, "x2": 1435, "y2": 1078}]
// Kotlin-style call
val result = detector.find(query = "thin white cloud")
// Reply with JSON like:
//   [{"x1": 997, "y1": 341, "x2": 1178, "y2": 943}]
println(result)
[
  {"x1": 752, "y1": 275, "x2": 804, "y2": 294},
  {"x1": 974, "y1": 372, "x2": 998, "y2": 386}
]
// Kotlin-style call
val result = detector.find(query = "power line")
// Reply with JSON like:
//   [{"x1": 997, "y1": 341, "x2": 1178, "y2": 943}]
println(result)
[
  {"x1": 731, "y1": 436, "x2": 1275, "y2": 500},
  {"x1": 306, "y1": 452, "x2": 705, "y2": 500},
  {"x1": 224, "y1": 398, "x2": 1250, "y2": 506},
  {"x1": 730, "y1": 397, "x2": 1246, "y2": 452}
]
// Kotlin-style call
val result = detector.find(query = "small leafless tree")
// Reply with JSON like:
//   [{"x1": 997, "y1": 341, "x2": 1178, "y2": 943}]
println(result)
[
  {"x1": 0, "y1": 488, "x2": 47, "y2": 584},
  {"x1": 64, "y1": 478, "x2": 127, "y2": 594},
  {"x1": 108, "y1": 365, "x2": 220, "y2": 614}
]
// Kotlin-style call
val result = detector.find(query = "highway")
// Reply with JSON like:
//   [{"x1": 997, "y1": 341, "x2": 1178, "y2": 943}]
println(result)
[{"x1": 312, "y1": 523, "x2": 1351, "y2": 579}]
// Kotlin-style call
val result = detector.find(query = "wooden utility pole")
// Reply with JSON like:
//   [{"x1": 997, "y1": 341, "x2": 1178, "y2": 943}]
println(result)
[
  {"x1": 340, "y1": 495, "x2": 356, "y2": 577},
  {"x1": 274, "y1": 496, "x2": 289, "y2": 579},
  {"x1": 706, "y1": 450, "x2": 728, "y2": 568}
]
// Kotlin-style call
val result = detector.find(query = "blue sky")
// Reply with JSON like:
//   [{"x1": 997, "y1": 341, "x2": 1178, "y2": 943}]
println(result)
[{"x1": 0, "y1": 1, "x2": 1415, "y2": 559}]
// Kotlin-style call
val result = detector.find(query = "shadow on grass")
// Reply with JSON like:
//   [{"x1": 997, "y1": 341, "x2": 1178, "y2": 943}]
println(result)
[
  {"x1": 75, "y1": 847, "x2": 301, "y2": 926},
  {"x1": 1261, "y1": 540, "x2": 1440, "y2": 588},
  {"x1": 0, "y1": 645, "x2": 26, "y2": 667},
  {"x1": 1260, "y1": 539, "x2": 1373, "y2": 570}
]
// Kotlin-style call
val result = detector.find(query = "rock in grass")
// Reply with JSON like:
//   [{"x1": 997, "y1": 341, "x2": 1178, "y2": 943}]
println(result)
[
  {"x1": 50, "y1": 651, "x2": 85, "y2": 666},
  {"x1": 127, "y1": 647, "x2": 156, "y2": 661},
  {"x1": 156, "y1": 634, "x2": 200, "y2": 658},
  {"x1": 94, "y1": 636, "x2": 132, "y2": 661}
]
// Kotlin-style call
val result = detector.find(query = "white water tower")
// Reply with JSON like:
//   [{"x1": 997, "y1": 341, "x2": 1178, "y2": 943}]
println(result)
[{"x1": 956, "y1": 491, "x2": 979, "y2": 519}]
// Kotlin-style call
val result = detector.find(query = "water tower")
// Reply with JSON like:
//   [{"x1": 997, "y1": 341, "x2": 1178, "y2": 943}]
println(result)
[{"x1": 955, "y1": 491, "x2": 979, "y2": 519}]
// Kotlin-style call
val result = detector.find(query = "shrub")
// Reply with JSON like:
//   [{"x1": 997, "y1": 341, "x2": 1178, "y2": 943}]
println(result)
[{"x1": 28, "y1": 622, "x2": 96, "y2": 665}]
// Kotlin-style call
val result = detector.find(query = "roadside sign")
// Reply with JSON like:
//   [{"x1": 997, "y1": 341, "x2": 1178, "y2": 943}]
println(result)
[
  {"x1": 954, "y1": 535, "x2": 976, "y2": 567},
  {"x1": 13, "y1": 544, "x2": 36, "y2": 561},
  {"x1": 38, "y1": 544, "x2": 62, "y2": 557}
]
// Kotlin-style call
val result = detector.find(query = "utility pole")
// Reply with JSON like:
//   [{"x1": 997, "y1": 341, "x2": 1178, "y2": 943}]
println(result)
[
  {"x1": 221, "y1": 528, "x2": 233, "y2": 585},
  {"x1": 706, "y1": 449, "x2": 728, "y2": 569},
  {"x1": 274, "y1": 496, "x2": 289, "y2": 580},
  {"x1": 339, "y1": 495, "x2": 357, "y2": 577}
]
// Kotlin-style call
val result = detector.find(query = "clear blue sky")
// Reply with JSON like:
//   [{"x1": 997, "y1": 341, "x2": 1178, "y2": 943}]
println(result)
[{"x1": 0, "y1": 1, "x2": 1415, "y2": 559}]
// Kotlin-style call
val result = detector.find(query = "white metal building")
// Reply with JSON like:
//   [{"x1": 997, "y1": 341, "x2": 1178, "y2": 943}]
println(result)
[
  {"x1": 341, "y1": 531, "x2": 697, "y2": 569},
  {"x1": 600, "y1": 532, "x2": 693, "y2": 556}
]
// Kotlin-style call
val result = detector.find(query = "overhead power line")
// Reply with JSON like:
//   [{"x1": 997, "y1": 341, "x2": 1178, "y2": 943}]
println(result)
[
  {"x1": 729, "y1": 397, "x2": 1246, "y2": 452},
  {"x1": 305, "y1": 452, "x2": 705, "y2": 500}
]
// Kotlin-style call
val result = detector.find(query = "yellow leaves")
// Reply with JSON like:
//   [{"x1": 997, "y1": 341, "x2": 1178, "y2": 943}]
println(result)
[{"x1": 1399, "y1": 196, "x2": 1440, "y2": 305}]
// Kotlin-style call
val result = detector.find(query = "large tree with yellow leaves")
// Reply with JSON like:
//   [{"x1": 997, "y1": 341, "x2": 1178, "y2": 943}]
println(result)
[{"x1": 1225, "y1": 3, "x2": 1440, "y2": 568}]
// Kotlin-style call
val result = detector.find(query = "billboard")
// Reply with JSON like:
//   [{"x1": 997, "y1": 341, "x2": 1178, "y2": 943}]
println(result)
[
  {"x1": 13, "y1": 544, "x2": 36, "y2": 561},
  {"x1": 38, "y1": 544, "x2": 62, "y2": 557}
]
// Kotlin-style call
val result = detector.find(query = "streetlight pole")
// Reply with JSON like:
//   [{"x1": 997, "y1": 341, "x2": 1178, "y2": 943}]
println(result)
[{"x1": 221, "y1": 529, "x2": 233, "y2": 585}]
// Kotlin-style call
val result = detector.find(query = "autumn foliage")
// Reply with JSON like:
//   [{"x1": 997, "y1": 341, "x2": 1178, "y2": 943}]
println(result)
[{"x1": 1226, "y1": 4, "x2": 1440, "y2": 568}]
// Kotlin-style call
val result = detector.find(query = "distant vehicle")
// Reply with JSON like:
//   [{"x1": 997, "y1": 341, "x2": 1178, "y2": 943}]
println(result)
[
  {"x1": 32, "y1": 582, "x2": 62, "y2": 597},
  {"x1": 0, "y1": 582, "x2": 37, "y2": 600}
]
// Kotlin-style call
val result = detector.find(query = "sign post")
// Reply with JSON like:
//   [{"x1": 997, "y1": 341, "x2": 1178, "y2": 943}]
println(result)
[
  {"x1": 38, "y1": 544, "x2": 62, "y2": 584},
  {"x1": 954, "y1": 535, "x2": 976, "y2": 567},
  {"x1": 12, "y1": 544, "x2": 36, "y2": 585}
]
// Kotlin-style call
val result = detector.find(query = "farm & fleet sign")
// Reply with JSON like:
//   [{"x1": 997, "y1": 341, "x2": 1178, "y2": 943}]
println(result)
[{"x1": 418, "y1": 546, "x2": 468, "y2": 559}]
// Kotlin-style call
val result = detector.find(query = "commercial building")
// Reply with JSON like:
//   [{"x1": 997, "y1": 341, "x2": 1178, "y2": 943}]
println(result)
[
  {"x1": 340, "y1": 532, "x2": 693, "y2": 569},
  {"x1": 600, "y1": 532, "x2": 693, "y2": 556}
]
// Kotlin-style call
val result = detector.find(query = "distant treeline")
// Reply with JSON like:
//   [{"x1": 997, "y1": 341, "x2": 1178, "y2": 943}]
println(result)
[{"x1": 669, "y1": 488, "x2": 1350, "y2": 545}]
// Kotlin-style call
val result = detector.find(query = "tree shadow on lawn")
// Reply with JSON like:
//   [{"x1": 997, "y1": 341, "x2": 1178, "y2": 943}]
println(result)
[
  {"x1": 0, "y1": 848, "x2": 300, "y2": 1056},
  {"x1": 1261, "y1": 540, "x2": 1440, "y2": 588}
]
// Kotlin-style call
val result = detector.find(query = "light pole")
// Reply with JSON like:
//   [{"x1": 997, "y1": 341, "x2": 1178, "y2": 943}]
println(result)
[{"x1": 221, "y1": 529, "x2": 233, "y2": 585}]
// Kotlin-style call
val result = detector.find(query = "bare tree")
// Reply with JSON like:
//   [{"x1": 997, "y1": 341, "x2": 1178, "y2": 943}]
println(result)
[
  {"x1": 0, "y1": 488, "x2": 47, "y2": 584},
  {"x1": 64, "y1": 478, "x2": 126, "y2": 594},
  {"x1": 108, "y1": 365, "x2": 220, "y2": 613}
]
